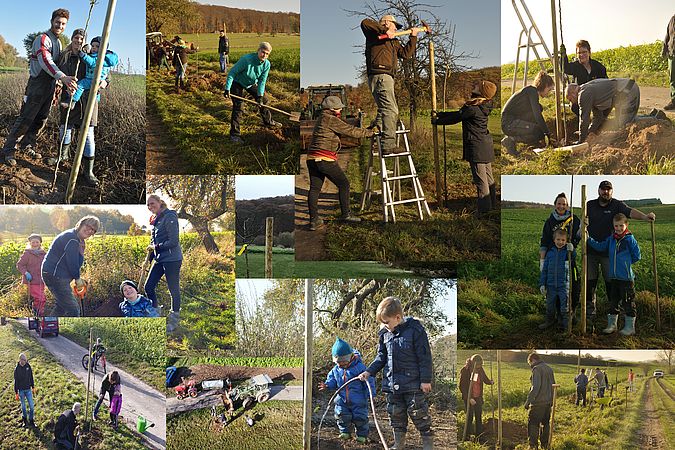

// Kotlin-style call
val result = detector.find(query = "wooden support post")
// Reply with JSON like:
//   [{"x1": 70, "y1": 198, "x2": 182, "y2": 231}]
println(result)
[
  {"x1": 550, "y1": 0, "x2": 563, "y2": 141},
  {"x1": 462, "y1": 366, "x2": 478, "y2": 441},
  {"x1": 429, "y1": 40, "x2": 443, "y2": 206},
  {"x1": 581, "y1": 185, "x2": 587, "y2": 333},
  {"x1": 85, "y1": 327, "x2": 93, "y2": 431},
  {"x1": 497, "y1": 350, "x2": 502, "y2": 449},
  {"x1": 651, "y1": 221, "x2": 660, "y2": 331},
  {"x1": 548, "y1": 383, "x2": 561, "y2": 448},
  {"x1": 302, "y1": 279, "x2": 313, "y2": 449},
  {"x1": 265, "y1": 217, "x2": 273, "y2": 278}
]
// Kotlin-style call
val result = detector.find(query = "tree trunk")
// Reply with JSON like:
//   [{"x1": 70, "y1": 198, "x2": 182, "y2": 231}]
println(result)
[{"x1": 190, "y1": 218, "x2": 219, "y2": 254}]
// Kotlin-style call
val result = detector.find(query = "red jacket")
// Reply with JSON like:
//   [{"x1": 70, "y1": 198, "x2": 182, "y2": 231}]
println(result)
[{"x1": 16, "y1": 249, "x2": 46, "y2": 284}]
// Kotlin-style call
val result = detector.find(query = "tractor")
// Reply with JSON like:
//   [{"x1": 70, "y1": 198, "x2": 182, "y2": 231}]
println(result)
[
  {"x1": 300, "y1": 85, "x2": 364, "y2": 150},
  {"x1": 221, "y1": 374, "x2": 273, "y2": 412}
]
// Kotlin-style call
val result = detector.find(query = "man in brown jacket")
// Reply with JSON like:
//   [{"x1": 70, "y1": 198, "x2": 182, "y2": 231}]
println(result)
[{"x1": 361, "y1": 15, "x2": 417, "y2": 153}]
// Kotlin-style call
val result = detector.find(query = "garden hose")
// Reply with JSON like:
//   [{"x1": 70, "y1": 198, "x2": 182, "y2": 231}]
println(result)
[{"x1": 317, "y1": 376, "x2": 389, "y2": 450}]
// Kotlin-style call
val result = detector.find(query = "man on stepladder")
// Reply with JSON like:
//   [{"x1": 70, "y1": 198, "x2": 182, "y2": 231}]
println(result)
[{"x1": 361, "y1": 14, "x2": 418, "y2": 154}]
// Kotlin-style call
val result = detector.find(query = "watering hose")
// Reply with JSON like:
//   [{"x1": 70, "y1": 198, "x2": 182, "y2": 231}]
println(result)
[{"x1": 317, "y1": 376, "x2": 389, "y2": 450}]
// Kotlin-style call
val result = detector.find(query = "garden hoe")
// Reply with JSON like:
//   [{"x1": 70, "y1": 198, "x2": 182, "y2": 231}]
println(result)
[
  {"x1": 377, "y1": 20, "x2": 431, "y2": 40},
  {"x1": 228, "y1": 93, "x2": 301, "y2": 122}
]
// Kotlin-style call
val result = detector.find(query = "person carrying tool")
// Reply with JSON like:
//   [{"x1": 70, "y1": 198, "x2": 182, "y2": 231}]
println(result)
[
  {"x1": 574, "y1": 368, "x2": 588, "y2": 407},
  {"x1": 172, "y1": 36, "x2": 196, "y2": 93},
  {"x1": 118, "y1": 280, "x2": 159, "y2": 317},
  {"x1": 2, "y1": 8, "x2": 78, "y2": 166},
  {"x1": 14, "y1": 353, "x2": 36, "y2": 428},
  {"x1": 54, "y1": 402, "x2": 81, "y2": 450},
  {"x1": 524, "y1": 353, "x2": 555, "y2": 449},
  {"x1": 587, "y1": 213, "x2": 641, "y2": 336},
  {"x1": 306, "y1": 95, "x2": 375, "y2": 231},
  {"x1": 432, "y1": 80, "x2": 498, "y2": 215},
  {"x1": 223, "y1": 42, "x2": 281, "y2": 143},
  {"x1": 42, "y1": 215, "x2": 100, "y2": 317},
  {"x1": 358, "y1": 297, "x2": 434, "y2": 450},
  {"x1": 93, "y1": 371, "x2": 120, "y2": 421},
  {"x1": 318, "y1": 337, "x2": 375, "y2": 444},
  {"x1": 459, "y1": 354, "x2": 494, "y2": 439},
  {"x1": 565, "y1": 78, "x2": 640, "y2": 144},
  {"x1": 16, "y1": 234, "x2": 47, "y2": 316},
  {"x1": 539, "y1": 228, "x2": 575, "y2": 331},
  {"x1": 663, "y1": 14, "x2": 675, "y2": 110},
  {"x1": 501, "y1": 71, "x2": 555, "y2": 156},
  {"x1": 361, "y1": 15, "x2": 418, "y2": 154},
  {"x1": 218, "y1": 29, "x2": 230, "y2": 74},
  {"x1": 560, "y1": 40, "x2": 607, "y2": 117}
]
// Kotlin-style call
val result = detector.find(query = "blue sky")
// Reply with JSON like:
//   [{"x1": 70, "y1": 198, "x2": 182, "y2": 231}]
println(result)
[
  {"x1": 502, "y1": 175, "x2": 675, "y2": 206},
  {"x1": 197, "y1": 0, "x2": 299, "y2": 13},
  {"x1": 301, "y1": 0, "x2": 501, "y2": 86},
  {"x1": 236, "y1": 175, "x2": 295, "y2": 200},
  {"x1": 1, "y1": 0, "x2": 146, "y2": 74}
]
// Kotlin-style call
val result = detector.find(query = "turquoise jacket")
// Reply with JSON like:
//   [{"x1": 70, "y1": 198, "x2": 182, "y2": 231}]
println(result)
[{"x1": 224, "y1": 52, "x2": 270, "y2": 97}]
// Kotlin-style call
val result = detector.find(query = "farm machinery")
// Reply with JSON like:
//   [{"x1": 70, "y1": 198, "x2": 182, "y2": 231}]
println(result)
[
  {"x1": 174, "y1": 377, "x2": 198, "y2": 400},
  {"x1": 221, "y1": 374, "x2": 273, "y2": 411}
]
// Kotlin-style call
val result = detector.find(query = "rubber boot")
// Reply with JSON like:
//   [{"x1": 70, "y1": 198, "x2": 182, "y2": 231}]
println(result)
[
  {"x1": 21, "y1": 416, "x2": 27, "y2": 428},
  {"x1": 47, "y1": 143, "x2": 71, "y2": 166},
  {"x1": 619, "y1": 316, "x2": 636, "y2": 336},
  {"x1": 602, "y1": 314, "x2": 618, "y2": 334},
  {"x1": 82, "y1": 156, "x2": 100, "y2": 187},
  {"x1": 391, "y1": 431, "x2": 406, "y2": 450},
  {"x1": 501, "y1": 136, "x2": 518, "y2": 156},
  {"x1": 167, "y1": 311, "x2": 181, "y2": 333},
  {"x1": 422, "y1": 435, "x2": 434, "y2": 450}
]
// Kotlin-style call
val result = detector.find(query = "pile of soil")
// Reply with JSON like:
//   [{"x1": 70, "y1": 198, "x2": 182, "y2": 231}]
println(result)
[
  {"x1": 187, "y1": 365, "x2": 302, "y2": 383},
  {"x1": 477, "y1": 418, "x2": 528, "y2": 449}
]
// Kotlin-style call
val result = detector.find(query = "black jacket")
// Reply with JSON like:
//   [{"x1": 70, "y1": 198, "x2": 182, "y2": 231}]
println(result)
[
  {"x1": 14, "y1": 362, "x2": 34, "y2": 392},
  {"x1": 54, "y1": 409, "x2": 78, "y2": 447},
  {"x1": 218, "y1": 35, "x2": 229, "y2": 54},
  {"x1": 540, "y1": 212, "x2": 581, "y2": 252},
  {"x1": 435, "y1": 100, "x2": 495, "y2": 163},
  {"x1": 501, "y1": 85, "x2": 549, "y2": 137},
  {"x1": 151, "y1": 208, "x2": 183, "y2": 263},
  {"x1": 562, "y1": 54, "x2": 607, "y2": 85},
  {"x1": 361, "y1": 18, "x2": 416, "y2": 77}
]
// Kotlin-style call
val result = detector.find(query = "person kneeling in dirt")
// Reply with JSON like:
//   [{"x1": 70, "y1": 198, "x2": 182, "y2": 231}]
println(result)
[
  {"x1": 565, "y1": 78, "x2": 640, "y2": 144},
  {"x1": 432, "y1": 80, "x2": 498, "y2": 215},
  {"x1": 524, "y1": 353, "x2": 555, "y2": 450},
  {"x1": 359, "y1": 297, "x2": 434, "y2": 450},
  {"x1": 14, "y1": 353, "x2": 36, "y2": 428},
  {"x1": 306, "y1": 96, "x2": 375, "y2": 231},
  {"x1": 500, "y1": 71, "x2": 555, "y2": 156},
  {"x1": 459, "y1": 354, "x2": 494, "y2": 439},
  {"x1": 538, "y1": 229, "x2": 575, "y2": 331},
  {"x1": 319, "y1": 337, "x2": 376, "y2": 444},
  {"x1": 223, "y1": 42, "x2": 281, "y2": 143},
  {"x1": 54, "y1": 402, "x2": 81, "y2": 450},
  {"x1": 16, "y1": 234, "x2": 47, "y2": 317},
  {"x1": 119, "y1": 280, "x2": 159, "y2": 317},
  {"x1": 93, "y1": 371, "x2": 120, "y2": 421}
]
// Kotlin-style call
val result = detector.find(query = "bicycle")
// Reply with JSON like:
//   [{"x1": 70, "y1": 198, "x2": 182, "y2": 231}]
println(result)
[{"x1": 82, "y1": 349, "x2": 107, "y2": 374}]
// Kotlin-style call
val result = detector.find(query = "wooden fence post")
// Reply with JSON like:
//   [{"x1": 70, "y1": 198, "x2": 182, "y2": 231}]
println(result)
[{"x1": 265, "y1": 217, "x2": 273, "y2": 278}]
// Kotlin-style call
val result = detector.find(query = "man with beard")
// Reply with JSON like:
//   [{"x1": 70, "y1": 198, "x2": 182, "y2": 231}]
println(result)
[{"x1": 585, "y1": 180, "x2": 655, "y2": 327}]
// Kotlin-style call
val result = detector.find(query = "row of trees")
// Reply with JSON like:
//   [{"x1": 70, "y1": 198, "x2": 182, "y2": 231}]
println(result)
[
  {"x1": 0, "y1": 34, "x2": 25, "y2": 67},
  {"x1": 235, "y1": 196, "x2": 294, "y2": 246}
]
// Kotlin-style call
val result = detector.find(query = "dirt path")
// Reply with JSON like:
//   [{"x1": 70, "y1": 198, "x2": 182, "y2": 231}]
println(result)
[
  {"x1": 145, "y1": 106, "x2": 191, "y2": 175},
  {"x1": 636, "y1": 378, "x2": 667, "y2": 449},
  {"x1": 20, "y1": 320, "x2": 166, "y2": 449},
  {"x1": 166, "y1": 385, "x2": 303, "y2": 415},
  {"x1": 655, "y1": 377, "x2": 675, "y2": 401},
  {"x1": 639, "y1": 86, "x2": 675, "y2": 115}
]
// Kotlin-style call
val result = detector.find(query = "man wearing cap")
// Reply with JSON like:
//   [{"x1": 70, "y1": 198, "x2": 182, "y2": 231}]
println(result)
[
  {"x1": 2, "y1": 8, "x2": 78, "y2": 166},
  {"x1": 305, "y1": 96, "x2": 376, "y2": 230},
  {"x1": 565, "y1": 78, "x2": 640, "y2": 143},
  {"x1": 223, "y1": 42, "x2": 281, "y2": 143},
  {"x1": 585, "y1": 180, "x2": 655, "y2": 325},
  {"x1": 361, "y1": 15, "x2": 418, "y2": 154}
]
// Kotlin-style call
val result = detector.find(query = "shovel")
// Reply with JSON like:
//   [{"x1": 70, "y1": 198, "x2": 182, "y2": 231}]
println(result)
[
  {"x1": 72, "y1": 281, "x2": 87, "y2": 317},
  {"x1": 229, "y1": 93, "x2": 300, "y2": 122}
]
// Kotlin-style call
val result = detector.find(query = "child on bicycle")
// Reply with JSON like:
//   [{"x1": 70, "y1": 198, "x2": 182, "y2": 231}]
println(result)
[
  {"x1": 16, "y1": 234, "x2": 47, "y2": 316},
  {"x1": 118, "y1": 280, "x2": 159, "y2": 317},
  {"x1": 92, "y1": 338, "x2": 106, "y2": 359}
]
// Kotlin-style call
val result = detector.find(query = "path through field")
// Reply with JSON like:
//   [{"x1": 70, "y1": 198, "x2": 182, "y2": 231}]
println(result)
[
  {"x1": 146, "y1": 107, "x2": 190, "y2": 175},
  {"x1": 20, "y1": 320, "x2": 166, "y2": 449},
  {"x1": 636, "y1": 378, "x2": 667, "y2": 449}
]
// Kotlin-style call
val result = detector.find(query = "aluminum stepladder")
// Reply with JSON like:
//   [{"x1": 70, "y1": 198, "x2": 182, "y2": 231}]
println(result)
[
  {"x1": 510, "y1": 0, "x2": 552, "y2": 93},
  {"x1": 359, "y1": 121, "x2": 431, "y2": 223}
]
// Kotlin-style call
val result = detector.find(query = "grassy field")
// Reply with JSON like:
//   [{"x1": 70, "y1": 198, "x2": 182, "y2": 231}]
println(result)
[
  {"x1": 458, "y1": 204, "x2": 675, "y2": 349},
  {"x1": 147, "y1": 32, "x2": 300, "y2": 174},
  {"x1": 0, "y1": 321, "x2": 147, "y2": 449},
  {"x1": 58, "y1": 318, "x2": 166, "y2": 392},
  {"x1": 456, "y1": 353, "x2": 672, "y2": 449}
]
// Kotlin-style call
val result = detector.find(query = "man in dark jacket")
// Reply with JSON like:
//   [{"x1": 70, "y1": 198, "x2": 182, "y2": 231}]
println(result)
[
  {"x1": 525, "y1": 353, "x2": 555, "y2": 449},
  {"x1": 218, "y1": 30, "x2": 230, "y2": 74},
  {"x1": 361, "y1": 15, "x2": 417, "y2": 153},
  {"x1": 14, "y1": 353, "x2": 36, "y2": 427},
  {"x1": 433, "y1": 80, "x2": 498, "y2": 214},
  {"x1": 172, "y1": 37, "x2": 196, "y2": 92},
  {"x1": 54, "y1": 402, "x2": 81, "y2": 450},
  {"x1": 560, "y1": 40, "x2": 608, "y2": 116},
  {"x1": 664, "y1": 14, "x2": 675, "y2": 110},
  {"x1": 574, "y1": 368, "x2": 589, "y2": 406}
]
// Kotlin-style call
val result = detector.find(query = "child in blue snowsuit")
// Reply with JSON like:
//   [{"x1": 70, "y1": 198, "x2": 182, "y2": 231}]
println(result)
[
  {"x1": 64, "y1": 36, "x2": 118, "y2": 107},
  {"x1": 319, "y1": 337, "x2": 375, "y2": 443},
  {"x1": 119, "y1": 280, "x2": 159, "y2": 318},
  {"x1": 539, "y1": 228, "x2": 574, "y2": 330},
  {"x1": 587, "y1": 213, "x2": 641, "y2": 336}
]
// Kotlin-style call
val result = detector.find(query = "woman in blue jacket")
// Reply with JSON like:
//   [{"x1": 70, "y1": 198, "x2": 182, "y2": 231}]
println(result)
[
  {"x1": 144, "y1": 194, "x2": 183, "y2": 332},
  {"x1": 42, "y1": 215, "x2": 100, "y2": 316}
]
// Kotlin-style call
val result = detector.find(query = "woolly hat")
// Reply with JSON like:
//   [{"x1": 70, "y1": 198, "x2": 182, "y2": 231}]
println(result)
[
  {"x1": 321, "y1": 96, "x2": 345, "y2": 110},
  {"x1": 27, "y1": 233, "x2": 42, "y2": 242},
  {"x1": 120, "y1": 280, "x2": 138, "y2": 295},
  {"x1": 91, "y1": 36, "x2": 102, "y2": 45},
  {"x1": 71, "y1": 28, "x2": 86, "y2": 40},
  {"x1": 478, "y1": 80, "x2": 497, "y2": 100},
  {"x1": 331, "y1": 337, "x2": 354, "y2": 363}
]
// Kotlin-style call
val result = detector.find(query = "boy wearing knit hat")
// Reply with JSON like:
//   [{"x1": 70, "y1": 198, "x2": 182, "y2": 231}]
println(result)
[
  {"x1": 319, "y1": 337, "x2": 375, "y2": 443},
  {"x1": 118, "y1": 280, "x2": 159, "y2": 317}
]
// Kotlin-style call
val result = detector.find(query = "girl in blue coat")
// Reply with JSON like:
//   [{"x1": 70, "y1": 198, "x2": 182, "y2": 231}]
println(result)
[
  {"x1": 319, "y1": 337, "x2": 375, "y2": 443},
  {"x1": 587, "y1": 213, "x2": 641, "y2": 335}
]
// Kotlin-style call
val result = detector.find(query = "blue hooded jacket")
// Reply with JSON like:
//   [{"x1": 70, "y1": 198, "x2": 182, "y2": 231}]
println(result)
[
  {"x1": 539, "y1": 246, "x2": 573, "y2": 290},
  {"x1": 325, "y1": 350, "x2": 375, "y2": 407},
  {"x1": 588, "y1": 232, "x2": 641, "y2": 281},
  {"x1": 42, "y1": 229, "x2": 84, "y2": 280},
  {"x1": 366, "y1": 317, "x2": 433, "y2": 393},
  {"x1": 119, "y1": 295, "x2": 159, "y2": 318},
  {"x1": 151, "y1": 209, "x2": 183, "y2": 263}
]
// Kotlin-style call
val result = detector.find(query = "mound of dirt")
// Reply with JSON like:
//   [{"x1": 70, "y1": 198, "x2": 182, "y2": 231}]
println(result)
[
  {"x1": 479, "y1": 418, "x2": 528, "y2": 449},
  {"x1": 187, "y1": 365, "x2": 302, "y2": 383},
  {"x1": 190, "y1": 72, "x2": 228, "y2": 92}
]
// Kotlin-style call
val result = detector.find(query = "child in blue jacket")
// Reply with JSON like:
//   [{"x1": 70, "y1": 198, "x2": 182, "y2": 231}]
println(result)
[
  {"x1": 539, "y1": 228, "x2": 574, "y2": 330},
  {"x1": 119, "y1": 280, "x2": 159, "y2": 318},
  {"x1": 587, "y1": 213, "x2": 641, "y2": 335},
  {"x1": 319, "y1": 337, "x2": 375, "y2": 443},
  {"x1": 62, "y1": 36, "x2": 118, "y2": 108}
]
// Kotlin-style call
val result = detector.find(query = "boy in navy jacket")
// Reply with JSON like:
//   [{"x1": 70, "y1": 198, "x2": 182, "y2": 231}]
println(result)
[{"x1": 539, "y1": 228, "x2": 574, "y2": 330}]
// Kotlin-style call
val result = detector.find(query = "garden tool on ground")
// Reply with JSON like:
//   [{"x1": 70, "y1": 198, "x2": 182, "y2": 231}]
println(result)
[
  {"x1": 378, "y1": 20, "x2": 431, "y2": 40},
  {"x1": 228, "y1": 93, "x2": 301, "y2": 122},
  {"x1": 137, "y1": 250, "x2": 155, "y2": 292}
]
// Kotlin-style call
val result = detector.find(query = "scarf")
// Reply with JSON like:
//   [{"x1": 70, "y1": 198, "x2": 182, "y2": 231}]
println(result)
[
  {"x1": 613, "y1": 228, "x2": 630, "y2": 240},
  {"x1": 552, "y1": 209, "x2": 571, "y2": 222}
]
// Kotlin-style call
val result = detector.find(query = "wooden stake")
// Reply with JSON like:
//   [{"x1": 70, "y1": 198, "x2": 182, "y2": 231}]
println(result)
[
  {"x1": 581, "y1": 185, "x2": 587, "y2": 333},
  {"x1": 85, "y1": 327, "x2": 93, "y2": 432},
  {"x1": 651, "y1": 221, "x2": 660, "y2": 331},
  {"x1": 550, "y1": 0, "x2": 563, "y2": 141},
  {"x1": 462, "y1": 366, "x2": 478, "y2": 441},
  {"x1": 429, "y1": 39, "x2": 443, "y2": 205},
  {"x1": 302, "y1": 279, "x2": 313, "y2": 449},
  {"x1": 265, "y1": 217, "x2": 273, "y2": 278},
  {"x1": 548, "y1": 383, "x2": 561, "y2": 448},
  {"x1": 497, "y1": 350, "x2": 502, "y2": 449}
]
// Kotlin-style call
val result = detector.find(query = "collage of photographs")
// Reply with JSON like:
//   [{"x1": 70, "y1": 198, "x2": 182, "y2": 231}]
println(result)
[{"x1": 0, "y1": 0, "x2": 673, "y2": 449}]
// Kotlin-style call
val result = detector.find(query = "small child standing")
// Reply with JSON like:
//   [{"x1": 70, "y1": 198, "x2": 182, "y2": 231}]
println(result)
[
  {"x1": 538, "y1": 228, "x2": 574, "y2": 330},
  {"x1": 62, "y1": 36, "x2": 119, "y2": 108},
  {"x1": 358, "y1": 297, "x2": 434, "y2": 450},
  {"x1": 318, "y1": 337, "x2": 375, "y2": 443},
  {"x1": 16, "y1": 234, "x2": 47, "y2": 316},
  {"x1": 118, "y1": 280, "x2": 159, "y2": 317},
  {"x1": 109, "y1": 382, "x2": 122, "y2": 430},
  {"x1": 588, "y1": 213, "x2": 641, "y2": 335}
]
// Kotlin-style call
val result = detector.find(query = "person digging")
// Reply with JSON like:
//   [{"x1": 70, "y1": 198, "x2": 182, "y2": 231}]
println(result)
[{"x1": 172, "y1": 36, "x2": 196, "y2": 93}]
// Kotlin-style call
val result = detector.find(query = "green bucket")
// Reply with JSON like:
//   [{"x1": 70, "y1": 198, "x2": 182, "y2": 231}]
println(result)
[{"x1": 137, "y1": 415, "x2": 148, "y2": 433}]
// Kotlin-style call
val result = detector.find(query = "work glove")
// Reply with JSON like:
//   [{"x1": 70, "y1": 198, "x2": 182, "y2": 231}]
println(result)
[
  {"x1": 82, "y1": 44, "x2": 90, "y2": 53},
  {"x1": 430, "y1": 111, "x2": 438, "y2": 125},
  {"x1": 223, "y1": 89, "x2": 230, "y2": 98},
  {"x1": 540, "y1": 285, "x2": 546, "y2": 296},
  {"x1": 370, "y1": 125, "x2": 380, "y2": 136},
  {"x1": 469, "y1": 398, "x2": 476, "y2": 406},
  {"x1": 75, "y1": 278, "x2": 86, "y2": 289},
  {"x1": 25, "y1": 272, "x2": 32, "y2": 282},
  {"x1": 256, "y1": 96, "x2": 264, "y2": 105},
  {"x1": 15, "y1": 392, "x2": 19, "y2": 401},
  {"x1": 539, "y1": 259, "x2": 545, "y2": 273},
  {"x1": 566, "y1": 243, "x2": 574, "y2": 252}
]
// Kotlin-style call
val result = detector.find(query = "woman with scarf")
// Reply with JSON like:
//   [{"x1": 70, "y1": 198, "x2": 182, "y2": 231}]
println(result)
[
  {"x1": 42, "y1": 215, "x2": 100, "y2": 316},
  {"x1": 144, "y1": 194, "x2": 183, "y2": 332}
]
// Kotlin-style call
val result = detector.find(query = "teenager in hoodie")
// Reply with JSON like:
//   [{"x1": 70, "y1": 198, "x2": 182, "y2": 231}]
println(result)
[
  {"x1": 16, "y1": 234, "x2": 47, "y2": 316},
  {"x1": 319, "y1": 337, "x2": 375, "y2": 443},
  {"x1": 433, "y1": 80, "x2": 498, "y2": 215}
]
